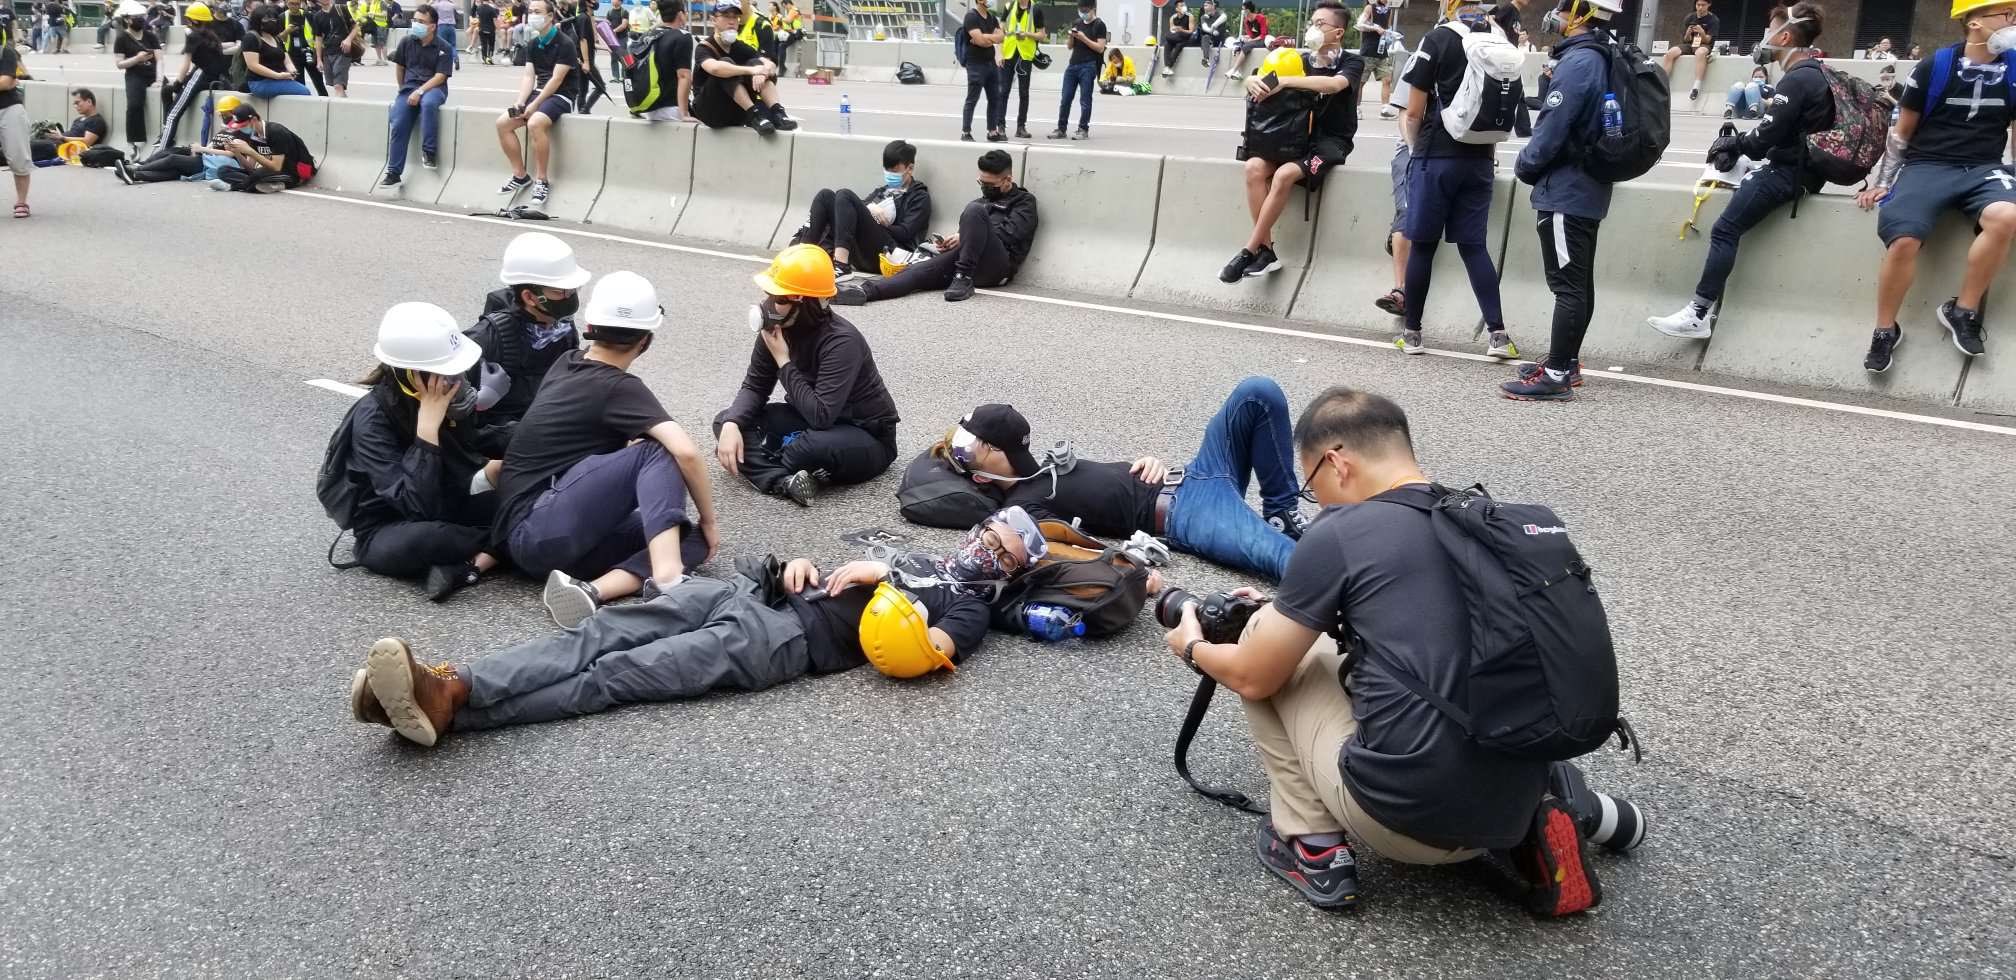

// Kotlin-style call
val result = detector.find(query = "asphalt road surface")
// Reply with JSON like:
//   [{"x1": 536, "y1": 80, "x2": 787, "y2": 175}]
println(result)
[{"x1": 2, "y1": 172, "x2": 2012, "y2": 979}]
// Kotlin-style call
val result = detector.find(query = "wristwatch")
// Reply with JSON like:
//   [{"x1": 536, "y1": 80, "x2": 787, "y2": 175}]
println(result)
[{"x1": 1182, "y1": 638, "x2": 1205, "y2": 673}]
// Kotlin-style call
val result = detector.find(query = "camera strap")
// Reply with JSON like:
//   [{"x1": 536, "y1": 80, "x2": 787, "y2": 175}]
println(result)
[{"x1": 1173, "y1": 676, "x2": 1267, "y2": 815}]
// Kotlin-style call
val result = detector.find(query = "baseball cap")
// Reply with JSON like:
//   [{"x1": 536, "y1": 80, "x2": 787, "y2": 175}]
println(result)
[
  {"x1": 711, "y1": 0, "x2": 741, "y2": 12},
  {"x1": 225, "y1": 103, "x2": 261, "y2": 125},
  {"x1": 958, "y1": 404, "x2": 1038, "y2": 478},
  {"x1": 989, "y1": 506, "x2": 1048, "y2": 564}
]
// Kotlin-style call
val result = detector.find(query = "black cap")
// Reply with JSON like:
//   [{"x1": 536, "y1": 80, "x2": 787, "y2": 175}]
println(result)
[
  {"x1": 961, "y1": 404, "x2": 1038, "y2": 478},
  {"x1": 225, "y1": 103, "x2": 261, "y2": 123}
]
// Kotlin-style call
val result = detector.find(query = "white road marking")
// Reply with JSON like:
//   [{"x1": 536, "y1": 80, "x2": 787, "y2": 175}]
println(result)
[
  {"x1": 286, "y1": 190, "x2": 2016, "y2": 438},
  {"x1": 307, "y1": 378, "x2": 369, "y2": 398}
]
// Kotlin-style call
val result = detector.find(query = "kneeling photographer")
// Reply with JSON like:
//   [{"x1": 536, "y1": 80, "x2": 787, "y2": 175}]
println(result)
[{"x1": 1161, "y1": 386, "x2": 1642, "y2": 915}]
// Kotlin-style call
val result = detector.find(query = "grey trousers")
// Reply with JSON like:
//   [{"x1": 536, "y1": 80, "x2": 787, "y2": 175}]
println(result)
[{"x1": 455, "y1": 576, "x2": 817, "y2": 730}]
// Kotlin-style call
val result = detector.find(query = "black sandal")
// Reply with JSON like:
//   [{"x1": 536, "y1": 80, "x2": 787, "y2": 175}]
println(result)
[{"x1": 1375, "y1": 288, "x2": 1406, "y2": 317}]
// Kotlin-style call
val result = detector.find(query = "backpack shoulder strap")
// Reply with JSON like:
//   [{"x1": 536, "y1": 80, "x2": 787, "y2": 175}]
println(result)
[{"x1": 1925, "y1": 43, "x2": 1957, "y2": 110}]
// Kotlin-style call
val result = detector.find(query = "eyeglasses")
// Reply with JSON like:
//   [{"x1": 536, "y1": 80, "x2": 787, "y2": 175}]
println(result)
[
  {"x1": 980, "y1": 527, "x2": 1026, "y2": 573},
  {"x1": 1296, "y1": 447, "x2": 1339, "y2": 503}
]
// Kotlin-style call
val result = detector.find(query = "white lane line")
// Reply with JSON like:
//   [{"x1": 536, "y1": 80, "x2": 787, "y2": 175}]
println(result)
[
  {"x1": 307, "y1": 378, "x2": 368, "y2": 398},
  {"x1": 285, "y1": 189, "x2": 2016, "y2": 438}
]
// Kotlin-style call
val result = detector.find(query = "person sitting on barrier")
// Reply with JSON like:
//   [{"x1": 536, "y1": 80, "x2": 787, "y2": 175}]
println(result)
[
  {"x1": 1223, "y1": 0, "x2": 1266, "y2": 81},
  {"x1": 244, "y1": 8, "x2": 314, "y2": 96},
  {"x1": 1395, "y1": 0, "x2": 1519, "y2": 361},
  {"x1": 381, "y1": 2, "x2": 453, "y2": 187},
  {"x1": 833, "y1": 149, "x2": 1038, "y2": 304},
  {"x1": 1723, "y1": 64, "x2": 1774, "y2": 119},
  {"x1": 1162, "y1": 386, "x2": 1644, "y2": 912},
  {"x1": 787, "y1": 139, "x2": 934, "y2": 281},
  {"x1": 1855, "y1": 0, "x2": 2016, "y2": 369},
  {"x1": 1660, "y1": 0, "x2": 1718, "y2": 104},
  {"x1": 1161, "y1": 0, "x2": 1195, "y2": 77},
  {"x1": 1869, "y1": 35, "x2": 1898, "y2": 61},
  {"x1": 627, "y1": 0, "x2": 694, "y2": 122},
  {"x1": 152, "y1": 3, "x2": 231, "y2": 159},
  {"x1": 1500, "y1": 0, "x2": 1630, "y2": 402},
  {"x1": 322, "y1": 302, "x2": 505, "y2": 601},
  {"x1": 692, "y1": 0, "x2": 797, "y2": 134},
  {"x1": 496, "y1": 0, "x2": 578, "y2": 210},
  {"x1": 900, "y1": 379, "x2": 1309, "y2": 581},
  {"x1": 715, "y1": 244, "x2": 902, "y2": 508},
  {"x1": 1646, "y1": 5, "x2": 1829, "y2": 347},
  {"x1": 1196, "y1": 0, "x2": 1228, "y2": 72},
  {"x1": 348, "y1": 508, "x2": 1041, "y2": 747},
  {"x1": 490, "y1": 270, "x2": 720, "y2": 627},
  {"x1": 463, "y1": 231, "x2": 587, "y2": 456},
  {"x1": 1219, "y1": 2, "x2": 1362, "y2": 284},
  {"x1": 26, "y1": 89, "x2": 107, "y2": 164}
]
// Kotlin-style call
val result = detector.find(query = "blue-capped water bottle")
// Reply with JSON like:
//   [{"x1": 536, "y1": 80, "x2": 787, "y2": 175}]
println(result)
[
  {"x1": 1023, "y1": 603, "x2": 1086, "y2": 642},
  {"x1": 840, "y1": 94, "x2": 852, "y2": 135},
  {"x1": 1601, "y1": 92, "x2": 1623, "y2": 138}
]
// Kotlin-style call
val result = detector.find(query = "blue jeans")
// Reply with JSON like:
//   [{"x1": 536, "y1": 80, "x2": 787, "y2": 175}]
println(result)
[
  {"x1": 506, "y1": 441, "x2": 705, "y2": 582},
  {"x1": 1056, "y1": 60, "x2": 1096, "y2": 132},
  {"x1": 1163, "y1": 377, "x2": 1300, "y2": 581},
  {"x1": 386, "y1": 85, "x2": 448, "y2": 176},
  {"x1": 442, "y1": 24, "x2": 461, "y2": 68},
  {"x1": 247, "y1": 77, "x2": 314, "y2": 98},
  {"x1": 1726, "y1": 81, "x2": 1763, "y2": 117}
]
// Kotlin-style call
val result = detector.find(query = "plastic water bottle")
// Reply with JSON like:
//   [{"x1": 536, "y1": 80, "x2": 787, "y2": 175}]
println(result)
[
  {"x1": 1023, "y1": 603, "x2": 1086, "y2": 642},
  {"x1": 1601, "y1": 93, "x2": 1623, "y2": 138},
  {"x1": 840, "y1": 95, "x2": 852, "y2": 135}
]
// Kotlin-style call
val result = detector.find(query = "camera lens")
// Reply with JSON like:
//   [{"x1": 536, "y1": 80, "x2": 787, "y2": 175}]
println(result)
[{"x1": 1153, "y1": 588, "x2": 1196, "y2": 629}]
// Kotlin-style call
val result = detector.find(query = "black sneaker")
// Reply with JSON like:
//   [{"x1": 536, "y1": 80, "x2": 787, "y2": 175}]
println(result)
[
  {"x1": 833, "y1": 260, "x2": 855, "y2": 282},
  {"x1": 1938, "y1": 298, "x2": 1986, "y2": 357},
  {"x1": 778, "y1": 469, "x2": 817, "y2": 507},
  {"x1": 112, "y1": 158, "x2": 135, "y2": 185},
  {"x1": 961, "y1": 130, "x2": 977, "y2": 142},
  {"x1": 1071, "y1": 127, "x2": 1090, "y2": 140},
  {"x1": 498, "y1": 173, "x2": 531, "y2": 196},
  {"x1": 1219, "y1": 248, "x2": 1257, "y2": 284},
  {"x1": 529, "y1": 179, "x2": 551, "y2": 207},
  {"x1": 747, "y1": 107, "x2": 777, "y2": 135},
  {"x1": 1014, "y1": 126, "x2": 1032, "y2": 139},
  {"x1": 986, "y1": 129, "x2": 1008, "y2": 142},
  {"x1": 767, "y1": 104, "x2": 800, "y2": 131},
  {"x1": 424, "y1": 561, "x2": 480, "y2": 603},
  {"x1": 1045, "y1": 128, "x2": 1068, "y2": 139},
  {"x1": 1264, "y1": 509, "x2": 1307, "y2": 540},
  {"x1": 1516, "y1": 357, "x2": 1583, "y2": 387},
  {"x1": 420, "y1": 150, "x2": 438, "y2": 170},
  {"x1": 833, "y1": 283, "x2": 870, "y2": 306},
  {"x1": 380, "y1": 169, "x2": 402, "y2": 187},
  {"x1": 1548, "y1": 761, "x2": 1647, "y2": 853},
  {"x1": 1509, "y1": 799, "x2": 1602, "y2": 916},
  {"x1": 1243, "y1": 244, "x2": 1282, "y2": 277},
  {"x1": 943, "y1": 275, "x2": 976, "y2": 302},
  {"x1": 1255, "y1": 819, "x2": 1360, "y2": 910},
  {"x1": 1500, "y1": 365, "x2": 1576, "y2": 402},
  {"x1": 1864, "y1": 325, "x2": 1904, "y2": 373}
]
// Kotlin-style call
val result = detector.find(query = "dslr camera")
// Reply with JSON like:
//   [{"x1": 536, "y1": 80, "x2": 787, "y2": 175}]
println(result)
[{"x1": 1155, "y1": 588, "x2": 1264, "y2": 647}]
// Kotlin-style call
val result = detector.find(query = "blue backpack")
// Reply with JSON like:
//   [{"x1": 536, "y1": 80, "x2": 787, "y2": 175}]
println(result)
[{"x1": 1922, "y1": 43, "x2": 2016, "y2": 113}]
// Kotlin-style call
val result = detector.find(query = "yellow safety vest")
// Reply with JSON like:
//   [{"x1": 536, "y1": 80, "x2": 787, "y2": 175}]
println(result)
[
  {"x1": 287, "y1": 9, "x2": 316, "y2": 44},
  {"x1": 351, "y1": 0, "x2": 384, "y2": 27},
  {"x1": 1002, "y1": 4, "x2": 1036, "y2": 60},
  {"x1": 737, "y1": 11, "x2": 768, "y2": 49}
]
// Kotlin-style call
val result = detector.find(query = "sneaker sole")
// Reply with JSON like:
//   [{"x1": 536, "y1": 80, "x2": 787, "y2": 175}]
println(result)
[
  {"x1": 350, "y1": 668, "x2": 380, "y2": 725},
  {"x1": 365, "y1": 638, "x2": 437, "y2": 746},
  {"x1": 1486, "y1": 344, "x2": 1519, "y2": 360},
  {"x1": 1374, "y1": 297, "x2": 1405, "y2": 316},
  {"x1": 1647, "y1": 320, "x2": 1712, "y2": 340},
  {"x1": 1501, "y1": 388, "x2": 1576, "y2": 402},
  {"x1": 1395, "y1": 338, "x2": 1425, "y2": 355},
  {"x1": 1242, "y1": 260, "x2": 1282, "y2": 278},
  {"x1": 1937, "y1": 305, "x2": 1985, "y2": 358},
  {"x1": 542, "y1": 570, "x2": 596, "y2": 630},
  {"x1": 1519, "y1": 804, "x2": 1601, "y2": 916}
]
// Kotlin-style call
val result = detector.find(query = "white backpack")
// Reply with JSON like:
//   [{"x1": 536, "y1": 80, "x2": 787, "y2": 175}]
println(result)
[{"x1": 1438, "y1": 23, "x2": 1525, "y2": 144}]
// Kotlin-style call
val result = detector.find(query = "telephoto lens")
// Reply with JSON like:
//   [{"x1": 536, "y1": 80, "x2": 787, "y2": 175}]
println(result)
[
  {"x1": 1153, "y1": 588, "x2": 1264, "y2": 645},
  {"x1": 1153, "y1": 588, "x2": 1198, "y2": 630},
  {"x1": 1549, "y1": 761, "x2": 1646, "y2": 852}
]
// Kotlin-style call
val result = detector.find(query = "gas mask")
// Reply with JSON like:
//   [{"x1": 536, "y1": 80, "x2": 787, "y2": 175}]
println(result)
[
  {"x1": 1751, "y1": 17, "x2": 1808, "y2": 65},
  {"x1": 1541, "y1": 8, "x2": 1564, "y2": 34},
  {"x1": 945, "y1": 426, "x2": 1077, "y2": 484},
  {"x1": 946, "y1": 527, "x2": 1012, "y2": 583},
  {"x1": 747, "y1": 296, "x2": 795, "y2": 332},
  {"x1": 1991, "y1": 25, "x2": 2016, "y2": 57}
]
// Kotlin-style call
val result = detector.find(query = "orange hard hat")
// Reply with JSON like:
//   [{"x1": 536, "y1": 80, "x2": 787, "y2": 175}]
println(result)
[{"x1": 753, "y1": 243, "x2": 838, "y2": 298}]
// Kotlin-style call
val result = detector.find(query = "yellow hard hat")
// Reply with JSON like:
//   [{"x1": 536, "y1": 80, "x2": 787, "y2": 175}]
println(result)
[
  {"x1": 1954, "y1": 0, "x2": 2016, "y2": 19},
  {"x1": 1145, "y1": 34, "x2": 1157, "y2": 46},
  {"x1": 877, "y1": 251, "x2": 912, "y2": 277},
  {"x1": 214, "y1": 94, "x2": 244, "y2": 115},
  {"x1": 1261, "y1": 47, "x2": 1305, "y2": 78},
  {"x1": 753, "y1": 243, "x2": 838, "y2": 298},
  {"x1": 186, "y1": 2, "x2": 214, "y2": 21},
  {"x1": 859, "y1": 583, "x2": 955, "y2": 679},
  {"x1": 56, "y1": 140, "x2": 87, "y2": 164}
]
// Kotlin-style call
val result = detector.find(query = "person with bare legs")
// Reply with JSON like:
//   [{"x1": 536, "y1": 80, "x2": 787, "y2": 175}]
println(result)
[{"x1": 496, "y1": 0, "x2": 578, "y2": 210}]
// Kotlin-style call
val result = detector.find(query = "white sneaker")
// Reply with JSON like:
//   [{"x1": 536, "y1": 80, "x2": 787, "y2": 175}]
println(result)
[
  {"x1": 542, "y1": 570, "x2": 600, "y2": 629},
  {"x1": 1161, "y1": 66, "x2": 1174, "y2": 77},
  {"x1": 1379, "y1": 105, "x2": 1398, "y2": 120},
  {"x1": 1647, "y1": 303, "x2": 1713, "y2": 339}
]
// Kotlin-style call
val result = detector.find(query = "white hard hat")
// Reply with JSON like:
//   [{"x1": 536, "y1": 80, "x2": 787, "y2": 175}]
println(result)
[
  {"x1": 373, "y1": 302, "x2": 484, "y2": 375},
  {"x1": 582, "y1": 271, "x2": 665, "y2": 332},
  {"x1": 114, "y1": 0, "x2": 147, "y2": 16},
  {"x1": 498, "y1": 231, "x2": 592, "y2": 290}
]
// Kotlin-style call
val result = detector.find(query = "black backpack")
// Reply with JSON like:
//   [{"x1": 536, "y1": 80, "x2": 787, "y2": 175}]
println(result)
[
  {"x1": 1584, "y1": 33, "x2": 1669, "y2": 184},
  {"x1": 989, "y1": 520, "x2": 1153, "y2": 638},
  {"x1": 1239, "y1": 87, "x2": 1317, "y2": 164},
  {"x1": 622, "y1": 27, "x2": 678, "y2": 112},
  {"x1": 896, "y1": 60, "x2": 926, "y2": 84},
  {"x1": 316, "y1": 399, "x2": 365, "y2": 530},
  {"x1": 1347, "y1": 484, "x2": 1632, "y2": 761},
  {"x1": 953, "y1": 28, "x2": 969, "y2": 67},
  {"x1": 896, "y1": 451, "x2": 1002, "y2": 529}
]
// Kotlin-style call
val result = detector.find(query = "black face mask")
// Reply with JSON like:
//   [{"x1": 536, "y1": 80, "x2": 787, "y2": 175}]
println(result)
[
  {"x1": 534, "y1": 291, "x2": 580, "y2": 319},
  {"x1": 980, "y1": 182, "x2": 1007, "y2": 201}
]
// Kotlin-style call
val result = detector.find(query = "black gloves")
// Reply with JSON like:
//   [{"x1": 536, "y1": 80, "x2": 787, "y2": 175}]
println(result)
[{"x1": 1707, "y1": 133, "x2": 1743, "y2": 173}]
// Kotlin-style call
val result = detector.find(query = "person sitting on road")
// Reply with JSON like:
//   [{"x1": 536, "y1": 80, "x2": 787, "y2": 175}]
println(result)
[
  {"x1": 1855, "y1": 0, "x2": 2016, "y2": 370},
  {"x1": 692, "y1": 0, "x2": 798, "y2": 134},
  {"x1": 902, "y1": 378, "x2": 1308, "y2": 582},
  {"x1": 349, "y1": 508, "x2": 1045, "y2": 747},
  {"x1": 834, "y1": 149, "x2": 1038, "y2": 304},
  {"x1": 323, "y1": 302, "x2": 504, "y2": 601},
  {"x1": 1220, "y1": 2, "x2": 1363, "y2": 283},
  {"x1": 1660, "y1": 0, "x2": 1719, "y2": 104},
  {"x1": 1724, "y1": 64, "x2": 1773, "y2": 119},
  {"x1": 495, "y1": 0, "x2": 578, "y2": 210},
  {"x1": 1097, "y1": 46, "x2": 1137, "y2": 93},
  {"x1": 112, "y1": 98, "x2": 260, "y2": 184},
  {"x1": 197, "y1": 101, "x2": 317, "y2": 191},
  {"x1": 1160, "y1": 0, "x2": 1195, "y2": 76},
  {"x1": 1223, "y1": 0, "x2": 1267, "y2": 80},
  {"x1": 714, "y1": 244, "x2": 902, "y2": 508},
  {"x1": 1163, "y1": 386, "x2": 1644, "y2": 912},
  {"x1": 243, "y1": 7, "x2": 314, "y2": 96},
  {"x1": 787, "y1": 139, "x2": 934, "y2": 281},
  {"x1": 629, "y1": 0, "x2": 694, "y2": 122},
  {"x1": 380, "y1": 2, "x2": 453, "y2": 187},
  {"x1": 1876, "y1": 63, "x2": 1901, "y2": 106},
  {"x1": 490, "y1": 270, "x2": 721, "y2": 626},
  {"x1": 463, "y1": 231, "x2": 587, "y2": 457},
  {"x1": 1647, "y1": 5, "x2": 1829, "y2": 346},
  {"x1": 27, "y1": 88, "x2": 107, "y2": 163}
]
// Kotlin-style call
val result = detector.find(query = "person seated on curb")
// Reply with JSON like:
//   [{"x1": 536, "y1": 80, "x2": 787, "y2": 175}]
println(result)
[
  {"x1": 786, "y1": 139, "x2": 933, "y2": 281},
  {"x1": 380, "y1": 2, "x2": 453, "y2": 188},
  {"x1": 488, "y1": 270, "x2": 721, "y2": 625},
  {"x1": 692, "y1": 0, "x2": 797, "y2": 134},
  {"x1": 112, "y1": 107, "x2": 256, "y2": 184},
  {"x1": 321, "y1": 302, "x2": 503, "y2": 601},
  {"x1": 243, "y1": 7, "x2": 314, "y2": 96},
  {"x1": 1855, "y1": 0, "x2": 2016, "y2": 369},
  {"x1": 495, "y1": 0, "x2": 577, "y2": 210},
  {"x1": 462, "y1": 231, "x2": 587, "y2": 457},
  {"x1": 1659, "y1": 0, "x2": 1718, "y2": 104},
  {"x1": 1096, "y1": 46, "x2": 1137, "y2": 94},
  {"x1": 1160, "y1": 0, "x2": 1195, "y2": 76},
  {"x1": 901, "y1": 379, "x2": 1307, "y2": 582},
  {"x1": 834, "y1": 149, "x2": 1037, "y2": 304},
  {"x1": 27, "y1": 88, "x2": 107, "y2": 163},
  {"x1": 715, "y1": 244, "x2": 901, "y2": 507},
  {"x1": 628, "y1": 0, "x2": 694, "y2": 122},
  {"x1": 1646, "y1": 5, "x2": 1829, "y2": 345},
  {"x1": 349, "y1": 507, "x2": 1045, "y2": 747},
  {"x1": 1162, "y1": 386, "x2": 1644, "y2": 911},
  {"x1": 1220, "y1": 1, "x2": 1362, "y2": 283},
  {"x1": 1724, "y1": 64, "x2": 1773, "y2": 120}
]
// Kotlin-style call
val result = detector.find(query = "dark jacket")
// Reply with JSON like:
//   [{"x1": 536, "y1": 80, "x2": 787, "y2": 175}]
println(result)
[
  {"x1": 986, "y1": 185, "x2": 1040, "y2": 278},
  {"x1": 1734, "y1": 57, "x2": 1831, "y2": 181},
  {"x1": 865, "y1": 179, "x2": 933, "y2": 251},
  {"x1": 339, "y1": 384, "x2": 489, "y2": 536},
  {"x1": 723, "y1": 308, "x2": 900, "y2": 435},
  {"x1": 463, "y1": 298, "x2": 580, "y2": 457},
  {"x1": 1516, "y1": 31, "x2": 1612, "y2": 222}
]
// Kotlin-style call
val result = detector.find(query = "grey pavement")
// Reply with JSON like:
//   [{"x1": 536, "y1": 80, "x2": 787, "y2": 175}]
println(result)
[{"x1": 2, "y1": 173, "x2": 2013, "y2": 979}]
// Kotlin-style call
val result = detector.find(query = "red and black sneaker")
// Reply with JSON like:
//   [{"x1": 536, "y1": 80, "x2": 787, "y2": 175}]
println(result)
[{"x1": 1512, "y1": 799, "x2": 1603, "y2": 917}]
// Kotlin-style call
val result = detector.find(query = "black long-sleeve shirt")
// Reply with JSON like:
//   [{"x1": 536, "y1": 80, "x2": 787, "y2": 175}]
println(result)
[
  {"x1": 1005, "y1": 459, "x2": 1158, "y2": 539},
  {"x1": 864, "y1": 179, "x2": 933, "y2": 251},
  {"x1": 723, "y1": 310, "x2": 900, "y2": 434},
  {"x1": 986, "y1": 186, "x2": 1040, "y2": 278},
  {"x1": 1734, "y1": 58, "x2": 1832, "y2": 177},
  {"x1": 339, "y1": 386, "x2": 489, "y2": 535}
]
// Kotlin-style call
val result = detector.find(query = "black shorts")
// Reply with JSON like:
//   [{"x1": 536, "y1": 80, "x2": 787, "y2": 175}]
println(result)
[
  {"x1": 693, "y1": 82, "x2": 747, "y2": 128},
  {"x1": 1877, "y1": 161, "x2": 2016, "y2": 245},
  {"x1": 526, "y1": 93, "x2": 572, "y2": 121},
  {"x1": 1296, "y1": 137, "x2": 1352, "y2": 191}
]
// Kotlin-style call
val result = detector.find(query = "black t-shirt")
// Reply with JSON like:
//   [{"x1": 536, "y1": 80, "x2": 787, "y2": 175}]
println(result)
[
  {"x1": 1359, "y1": 3, "x2": 1390, "y2": 58},
  {"x1": 114, "y1": 29, "x2": 163, "y2": 81},
  {"x1": 527, "y1": 26, "x2": 582, "y2": 89},
  {"x1": 789, "y1": 553, "x2": 992, "y2": 668},
  {"x1": 961, "y1": 8, "x2": 998, "y2": 54},
  {"x1": 314, "y1": 7, "x2": 355, "y2": 54},
  {"x1": 66, "y1": 114, "x2": 108, "y2": 141},
  {"x1": 1309, "y1": 51, "x2": 1365, "y2": 142},
  {"x1": 1401, "y1": 23, "x2": 1493, "y2": 159},
  {"x1": 186, "y1": 29, "x2": 231, "y2": 77},
  {"x1": 1271, "y1": 485, "x2": 1548, "y2": 850},
  {"x1": 1066, "y1": 15, "x2": 1106, "y2": 66},
  {"x1": 0, "y1": 49, "x2": 19, "y2": 113},
  {"x1": 260, "y1": 120, "x2": 314, "y2": 172},
  {"x1": 1168, "y1": 10, "x2": 1191, "y2": 32},
  {"x1": 1901, "y1": 51, "x2": 2016, "y2": 166},
  {"x1": 649, "y1": 27, "x2": 693, "y2": 80},
  {"x1": 493, "y1": 351, "x2": 675, "y2": 546},
  {"x1": 1004, "y1": 459, "x2": 1159, "y2": 540},
  {"x1": 573, "y1": 8, "x2": 597, "y2": 50},
  {"x1": 211, "y1": 17, "x2": 245, "y2": 45},
  {"x1": 474, "y1": 2, "x2": 498, "y2": 29},
  {"x1": 696, "y1": 35, "x2": 763, "y2": 100},
  {"x1": 1677, "y1": 11, "x2": 1719, "y2": 46},
  {"x1": 249, "y1": 34, "x2": 291, "y2": 75}
]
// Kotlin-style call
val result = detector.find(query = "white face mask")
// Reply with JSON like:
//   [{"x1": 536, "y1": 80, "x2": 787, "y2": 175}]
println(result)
[
  {"x1": 527, "y1": 12, "x2": 547, "y2": 29},
  {"x1": 1990, "y1": 24, "x2": 2016, "y2": 57},
  {"x1": 1303, "y1": 24, "x2": 1327, "y2": 48}
]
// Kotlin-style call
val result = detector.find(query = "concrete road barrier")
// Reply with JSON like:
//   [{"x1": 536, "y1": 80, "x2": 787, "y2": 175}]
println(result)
[
  {"x1": 848, "y1": 40, "x2": 908, "y2": 83},
  {"x1": 1681, "y1": 57, "x2": 1914, "y2": 118},
  {"x1": 538, "y1": 114, "x2": 609, "y2": 223},
  {"x1": 1013, "y1": 144, "x2": 1162, "y2": 295},
  {"x1": 314, "y1": 96, "x2": 396, "y2": 194},
  {"x1": 1132, "y1": 154, "x2": 1315, "y2": 319},
  {"x1": 673, "y1": 126, "x2": 793, "y2": 248},
  {"x1": 586, "y1": 117, "x2": 695, "y2": 237},
  {"x1": 264, "y1": 95, "x2": 328, "y2": 166},
  {"x1": 1959, "y1": 337, "x2": 2016, "y2": 414},
  {"x1": 767, "y1": 131, "x2": 893, "y2": 252},
  {"x1": 21, "y1": 80, "x2": 68, "y2": 123},
  {"x1": 438, "y1": 106, "x2": 610, "y2": 221},
  {"x1": 378, "y1": 96, "x2": 462, "y2": 204}
]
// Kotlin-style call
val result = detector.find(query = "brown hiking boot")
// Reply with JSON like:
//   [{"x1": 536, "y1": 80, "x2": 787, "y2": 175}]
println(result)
[
  {"x1": 350, "y1": 668, "x2": 390, "y2": 727},
  {"x1": 364, "y1": 638, "x2": 469, "y2": 747}
]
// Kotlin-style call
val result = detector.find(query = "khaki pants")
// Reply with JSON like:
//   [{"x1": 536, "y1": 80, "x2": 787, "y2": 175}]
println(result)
[{"x1": 1240, "y1": 636, "x2": 1485, "y2": 866}]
